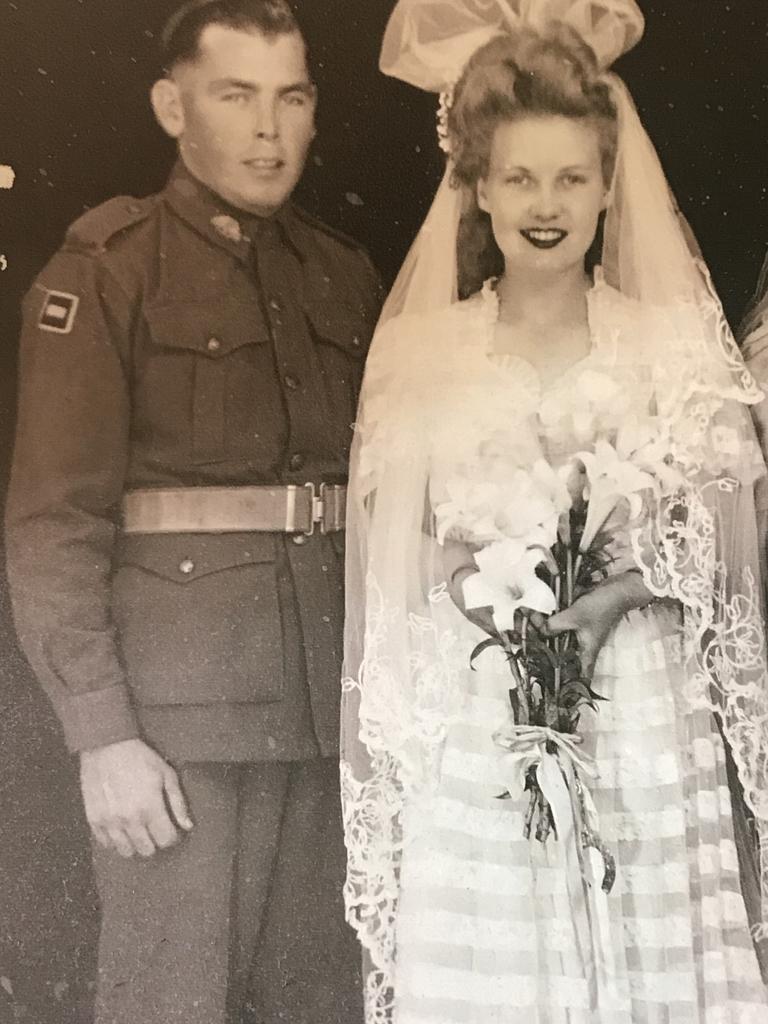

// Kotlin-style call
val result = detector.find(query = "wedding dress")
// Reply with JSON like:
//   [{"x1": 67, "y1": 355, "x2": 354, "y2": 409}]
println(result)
[
  {"x1": 341, "y1": 4, "x2": 768, "y2": 1021},
  {"x1": 384, "y1": 277, "x2": 768, "y2": 1022}
]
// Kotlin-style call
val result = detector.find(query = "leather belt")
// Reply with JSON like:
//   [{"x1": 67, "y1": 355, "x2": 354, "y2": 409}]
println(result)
[{"x1": 121, "y1": 483, "x2": 346, "y2": 536}]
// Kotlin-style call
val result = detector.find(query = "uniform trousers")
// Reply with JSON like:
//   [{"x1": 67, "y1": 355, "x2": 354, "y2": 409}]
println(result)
[{"x1": 91, "y1": 757, "x2": 362, "y2": 1024}]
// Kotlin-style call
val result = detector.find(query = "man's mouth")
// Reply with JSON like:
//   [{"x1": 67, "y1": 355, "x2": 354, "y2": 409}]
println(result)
[
  {"x1": 243, "y1": 157, "x2": 284, "y2": 174},
  {"x1": 520, "y1": 228, "x2": 568, "y2": 249}
]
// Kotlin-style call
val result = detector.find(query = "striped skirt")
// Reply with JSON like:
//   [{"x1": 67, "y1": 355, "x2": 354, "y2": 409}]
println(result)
[{"x1": 393, "y1": 604, "x2": 768, "y2": 1023}]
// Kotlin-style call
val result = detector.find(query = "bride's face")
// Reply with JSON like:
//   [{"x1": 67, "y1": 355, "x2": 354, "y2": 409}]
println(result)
[{"x1": 477, "y1": 114, "x2": 609, "y2": 277}]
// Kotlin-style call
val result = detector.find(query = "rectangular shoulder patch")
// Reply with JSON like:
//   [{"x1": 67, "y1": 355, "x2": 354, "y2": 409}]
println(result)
[{"x1": 38, "y1": 290, "x2": 79, "y2": 334}]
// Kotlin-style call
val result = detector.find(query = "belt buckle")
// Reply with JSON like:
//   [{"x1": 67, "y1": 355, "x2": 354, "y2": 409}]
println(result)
[
  {"x1": 301, "y1": 482, "x2": 343, "y2": 536},
  {"x1": 302, "y1": 482, "x2": 322, "y2": 537}
]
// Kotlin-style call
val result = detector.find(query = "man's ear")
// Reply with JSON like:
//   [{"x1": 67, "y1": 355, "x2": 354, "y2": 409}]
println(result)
[{"x1": 151, "y1": 78, "x2": 185, "y2": 139}]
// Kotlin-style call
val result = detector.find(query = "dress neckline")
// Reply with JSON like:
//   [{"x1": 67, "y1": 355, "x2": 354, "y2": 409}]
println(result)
[{"x1": 480, "y1": 268, "x2": 604, "y2": 394}]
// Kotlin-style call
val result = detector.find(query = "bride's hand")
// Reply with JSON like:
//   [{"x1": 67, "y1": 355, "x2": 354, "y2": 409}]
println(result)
[{"x1": 542, "y1": 571, "x2": 654, "y2": 679}]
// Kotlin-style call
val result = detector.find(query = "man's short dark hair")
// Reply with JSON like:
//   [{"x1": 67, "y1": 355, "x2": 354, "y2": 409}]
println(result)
[{"x1": 160, "y1": 0, "x2": 305, "y2": 74}]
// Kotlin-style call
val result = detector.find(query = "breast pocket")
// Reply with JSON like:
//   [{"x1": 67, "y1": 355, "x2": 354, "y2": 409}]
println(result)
[
  {"x1": 112, "y1": 532, "x2": 284, "y2": 706},
  {"x1": 141, "y1": 300, "x2": 276, "y2": 465},
  {"x1": 306, "y1": 304, "x2": 371, "y2": 447}
]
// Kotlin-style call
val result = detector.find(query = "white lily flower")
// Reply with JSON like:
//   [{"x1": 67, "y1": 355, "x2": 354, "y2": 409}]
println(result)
[
  {"x1": 557, "y1": 458, "x2": 588, "y2": 509},
  {"x1": 616, "y1": 415, "x2": 686, "y2": 496},
  {"x1": 464, "y1": 540, "x2": 557, "y2": 632},
  {"x1": 531, "y1": 458, "x2": 573, "y2": 515},
  {"x1": 577, "y1": 439, "x2": 657, "y2": 554}
]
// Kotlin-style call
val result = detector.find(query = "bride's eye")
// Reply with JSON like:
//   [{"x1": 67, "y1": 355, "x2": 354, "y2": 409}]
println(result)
[
  {"x1": 506, "y1": 172, "x2": 530, "y2": 186},
  {"x1": 562, "y1": 172, "x2": 588, "y2": 186}
]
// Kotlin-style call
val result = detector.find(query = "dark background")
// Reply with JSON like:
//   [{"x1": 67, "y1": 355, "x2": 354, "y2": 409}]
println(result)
[{"x1": 0, "y1": 1, "x2": 766, "y2": 1020}]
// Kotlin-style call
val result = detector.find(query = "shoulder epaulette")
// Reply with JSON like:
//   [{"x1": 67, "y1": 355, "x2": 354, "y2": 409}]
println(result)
[
  {"x1": 65, "y1": 195, "x2": 155, "y2": 252},
  {"x1": 291, "y1": 205, "x2": 369, "y2": 257}
]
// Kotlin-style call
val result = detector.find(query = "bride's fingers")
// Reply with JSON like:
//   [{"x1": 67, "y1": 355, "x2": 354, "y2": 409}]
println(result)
[
  {"x1": 525, "y1": 611, "x2": 549, "y2": 635},
  {"x1": 578, "y1": 633, "x2": 601, "y2": 680},
  {"x1": 543, "y1": 608, "x2": 577, "y2": 636}
]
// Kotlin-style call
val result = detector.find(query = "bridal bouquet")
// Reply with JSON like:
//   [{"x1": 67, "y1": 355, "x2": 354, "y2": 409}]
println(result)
[{"x1": 434, "y1": 378, "x2": 678, "y2": 893}]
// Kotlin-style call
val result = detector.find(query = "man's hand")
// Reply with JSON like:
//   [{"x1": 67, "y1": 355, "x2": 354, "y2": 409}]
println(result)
[
  {"x1": 80, "y1": 738, "x2": 194, "y2": 858},
  {"x1": 543, "y1": 571, "x2": 654, "y2": 679}
]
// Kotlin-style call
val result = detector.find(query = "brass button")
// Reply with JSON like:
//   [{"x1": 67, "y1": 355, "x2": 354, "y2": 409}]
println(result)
[
  {"x1": 269, "y1": 297, "x2": 282, "y2": 313},
  {"x1": 291, "y1": 533, "x2": 307, "y2": 546},
  {"x1": 179, "y1": 558, "x2": 195, "y2": 575},
  {"x1": 284, "y1": 374, "x2": 300, "y2": 391},
  {"x1": 352, "y1": 336, "x2": 361, "y2": 347},
  {"x1": 288, "y1": 452, "x2": 304, "y2": 471},
  {"x1": 207, "y1": 337, "x2": 221, "y2": 352}
]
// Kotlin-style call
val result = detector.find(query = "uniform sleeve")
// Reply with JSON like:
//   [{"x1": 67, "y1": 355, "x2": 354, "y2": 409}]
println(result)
[{"x1": 5, "y1": 248, "x2": 139, "y2": 752}]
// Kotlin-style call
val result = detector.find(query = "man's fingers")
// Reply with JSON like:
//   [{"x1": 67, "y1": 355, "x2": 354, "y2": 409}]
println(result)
[
  {"x1": 125, "y1": 821, "x2": 157, "y2": 858},
  {"x1": 163, "y1": 769, "x2": 193, "y2": 831},
  {"x1": 146, "y1": 802, "x2": 180, "y2": 850},
  {"x1": 90, "y1": 823, "x2": 111, "y2": 849},
  {"x1": 106, "y1": 824, "x2": 136, "y2": 859}
]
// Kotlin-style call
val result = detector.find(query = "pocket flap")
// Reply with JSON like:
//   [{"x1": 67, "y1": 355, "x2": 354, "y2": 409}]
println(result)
[
  {"x1": 305, "y1": 303, "x2": 370, "y2": 357},
  {"x1": 144, "y1": 300, "x2": 269, "y2": 358},
  {"x1": 116, "y1": 532, "x2": 276, "y2": 582}
]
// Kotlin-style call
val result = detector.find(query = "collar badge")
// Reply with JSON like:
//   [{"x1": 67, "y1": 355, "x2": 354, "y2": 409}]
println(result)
[{"x1": 210, "y1": 214, "x2": 243, "y2": 243}]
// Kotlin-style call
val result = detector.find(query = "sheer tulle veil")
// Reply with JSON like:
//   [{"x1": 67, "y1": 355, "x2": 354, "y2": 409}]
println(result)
[{"x1": 341, "y1": 2, "x2": 768, "y2": 1017}]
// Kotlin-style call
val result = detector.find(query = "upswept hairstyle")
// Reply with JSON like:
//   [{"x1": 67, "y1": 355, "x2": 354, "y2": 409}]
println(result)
[
  {"x1": 160, "y1": 0, "x2": 305, "y2": 74},
  {"x1": 447, "y1": 25, "x2": 618, "y2": 297}
]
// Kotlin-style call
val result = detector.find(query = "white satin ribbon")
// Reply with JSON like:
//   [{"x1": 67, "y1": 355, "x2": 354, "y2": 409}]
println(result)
[{"x1": 495, "y1": 724, "x2": 619, "y2": 1008}]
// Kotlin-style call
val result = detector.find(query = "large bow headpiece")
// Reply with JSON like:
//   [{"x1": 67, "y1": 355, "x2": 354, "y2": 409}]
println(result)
[{"x1": 380, "y1": 0, "x2": 645, "y2": 92}]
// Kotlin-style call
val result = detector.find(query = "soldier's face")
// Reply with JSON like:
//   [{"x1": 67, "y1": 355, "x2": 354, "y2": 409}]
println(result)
[{"x1": 168, "y1": 26, "x2": 316, "y2": 216}]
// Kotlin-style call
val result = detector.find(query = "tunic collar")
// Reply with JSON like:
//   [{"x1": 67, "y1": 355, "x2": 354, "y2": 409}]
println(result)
[{"x1": 162, "y1": 160, "x2": 305, "y2": 264}]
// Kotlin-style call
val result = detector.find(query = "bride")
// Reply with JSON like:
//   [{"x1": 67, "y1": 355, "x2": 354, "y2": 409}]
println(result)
[{"x1": 342, "y1": 1, "x2": 768, "y2": 1020}]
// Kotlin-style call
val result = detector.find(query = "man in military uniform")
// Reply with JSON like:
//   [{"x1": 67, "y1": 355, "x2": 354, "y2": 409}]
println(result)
[{"x1": 5, "y1": 2, "x2": 381, "y2": 1022}]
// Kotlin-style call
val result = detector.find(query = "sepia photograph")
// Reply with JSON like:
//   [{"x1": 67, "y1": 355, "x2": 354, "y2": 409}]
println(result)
[{"x1": 0, "y1": 1, "x2": 767, "y2": 1022}]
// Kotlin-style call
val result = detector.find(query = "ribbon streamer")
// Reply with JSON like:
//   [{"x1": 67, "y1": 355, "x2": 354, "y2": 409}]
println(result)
[{"x1": 495, "y1": 724, "x2": 619, "y2": 1008}]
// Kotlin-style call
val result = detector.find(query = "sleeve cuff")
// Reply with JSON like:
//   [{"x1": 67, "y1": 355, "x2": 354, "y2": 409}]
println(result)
[{"x1": 58, "y1": 685, "x2": 140, "y2": 753}]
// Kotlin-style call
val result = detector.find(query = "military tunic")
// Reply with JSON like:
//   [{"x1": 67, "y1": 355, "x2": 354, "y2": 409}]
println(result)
[
  {"x1": 6, "y1": 161, "x2": 381, "y2": 763},
  {"x1": 5, "y1": 161, "x2": 381, "y2": 1024}
]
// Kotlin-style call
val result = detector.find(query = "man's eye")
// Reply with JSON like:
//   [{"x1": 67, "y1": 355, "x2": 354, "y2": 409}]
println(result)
[
  {"x1": 222, "y1": 92, "x2": 248, "y2": 104},
  {"x1": 563, "y1": 173, "x2": 587, "y2": 186},
  {"x1": 506, "y1": 174, "x2": 529, "y2": 186},
  {"x1": 284, "y1": 93, "x2": 308, "y2": 107}
]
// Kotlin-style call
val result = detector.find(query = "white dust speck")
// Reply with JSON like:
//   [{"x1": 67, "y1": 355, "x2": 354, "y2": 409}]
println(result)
[{"x1": 345, "y1": 192, "x2": 364, "y2": 207}]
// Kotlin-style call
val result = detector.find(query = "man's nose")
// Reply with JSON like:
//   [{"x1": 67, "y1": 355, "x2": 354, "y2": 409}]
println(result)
[{"x1": 253, "y1": 100, "x2": 279, "y2": 140}]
